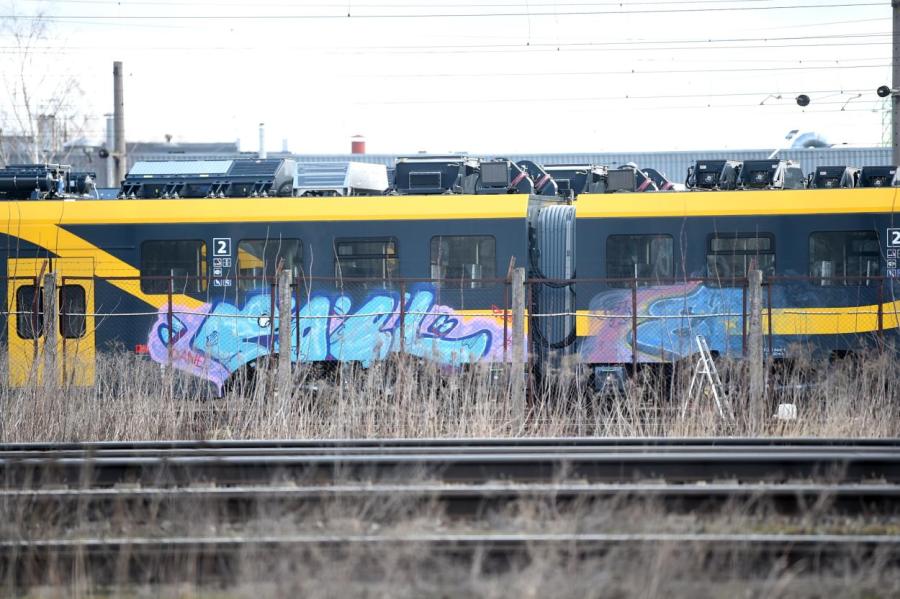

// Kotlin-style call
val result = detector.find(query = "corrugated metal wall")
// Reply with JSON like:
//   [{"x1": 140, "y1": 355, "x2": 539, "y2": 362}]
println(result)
[{"x1": 289, "y1": 148, "x2": 892, "y2": 183}]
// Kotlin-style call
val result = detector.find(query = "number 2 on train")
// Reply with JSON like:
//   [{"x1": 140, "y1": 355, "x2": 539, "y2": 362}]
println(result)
[
  {"x1": 213, "y1": 238, "x2": 232, "y2": 256},
  {"x1": 889, "y1": 229, "x2": 900, "y2": 247}
]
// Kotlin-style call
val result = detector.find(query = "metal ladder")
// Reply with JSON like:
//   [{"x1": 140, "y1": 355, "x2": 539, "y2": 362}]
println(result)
[{"x1": 683, "y1": 335, "x2": 734, "y2": 421}]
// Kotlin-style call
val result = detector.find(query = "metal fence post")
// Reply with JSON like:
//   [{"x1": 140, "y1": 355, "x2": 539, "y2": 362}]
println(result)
[
  {"x1": 511, "y1": 268, "x2": 526, "y2": 430},
  {"x1": 277, "y1": 270, "x2": 292, "y2": 397},
  {"x1": 631, "y1": 278, "x2": 638, "y2": 373},
  {"x1": 741, "y1": 279, "x2": 748, "y2": 357},
  {"x1": 503, "y1": 282, "x2": 509, "y2": 362},
  {"x1": 167, "y1": 271, "x2": 174, "y2": 368},
  {"x1": 31, "y1": 276, "x2": 40, "y2": 358},
  {"x1": 295, "y1": 271, "x2": 302, "y2": 364},
  {"x1": 60, "y1": 276, "x2": 68, "y2": 386},
  {"x1": 766, "y1": 278, "x2": 774, "y2": 357},
  {"x1": 399, "y1": 280, "x2": 406, "y2": 355},
  {"x1": 42, "y1": 272, "x2": 57, "y2": 387},
  {"x1": 269, "y1": 280, "x2": 277, "y2": 360},
  {"x1": 877, "y1": 279, "x2": 885, "y2": 351}
]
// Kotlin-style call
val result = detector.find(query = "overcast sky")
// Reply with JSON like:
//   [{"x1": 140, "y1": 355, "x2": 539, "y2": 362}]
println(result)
[{"x1": 0, "y1": 0, "x2": 891, "y2": 154}]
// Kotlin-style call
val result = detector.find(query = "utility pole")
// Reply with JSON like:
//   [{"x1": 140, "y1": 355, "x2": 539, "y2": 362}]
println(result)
[
  {"x1": 893, "y1": 0, "x2": 900, "y2": 165},
  {"x1": 113, "y1": 61, "x2": 126, "y2": 185}
]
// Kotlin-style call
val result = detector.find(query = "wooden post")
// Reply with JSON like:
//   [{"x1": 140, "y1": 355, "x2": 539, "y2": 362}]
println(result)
[
  {"x1": 747, "y1": 270, "x2": 765, "y2": 410},
  {"x1": 42, "y1": 273, "x2": 57, "y2": 386},
  {"x1": 511, "y1": 267, "x2": 526, "y2": 430},
  {"x1": 277, "y1": 270, "x2": 292, "y2": 398}
]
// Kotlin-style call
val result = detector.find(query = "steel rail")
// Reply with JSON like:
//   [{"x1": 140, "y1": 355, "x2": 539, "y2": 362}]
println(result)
[
  {"x1": 4, "y1": 482, "x2": 899, "y2": 515},
  {"x1": 5, "y1": 532, "x2": 898, "y2": 558},
  {"x1": 2, "y1": 445, "x2": 897, "y2": 461},
  {"x1": 2, "y1": 448, "x2": 900, "y2": 486},
  {"x1": 2, "y1": 437, "x2": 898, "y2": 452}
]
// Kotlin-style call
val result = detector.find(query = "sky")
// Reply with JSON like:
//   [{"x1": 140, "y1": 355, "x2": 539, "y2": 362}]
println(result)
[{"x1": 0, "y1": 0, "x2": 892, "y2": 154}]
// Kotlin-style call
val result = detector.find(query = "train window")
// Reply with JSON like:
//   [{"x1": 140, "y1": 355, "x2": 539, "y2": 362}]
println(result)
[
  {"x1": 334, "y1": 238, "x2": 399, "y2": 285},
  {"x1": 140, "y1": 240, "x2": 208, "y2": 294},
  {"x1": 237, "y1": 238, "x2": 303, "y2": 291},
  {"x1": 707, "y1": 233, "x2": 775, "y2": 285},
  {"x1": 809, "y1": 231, "x2": 879, "y2": 285},
  {"x1": 15, "y1": 285, "x2": 43, "y2": 339},
  {"x1": 59, "y1": 285, "x2": 86, "y2": 339},
  {"x1": 606, "y1": 235, "x2": 673, "y2": 287},
  {"x1": 430, "y1": 236, "x2": 496, "y2": 286}
]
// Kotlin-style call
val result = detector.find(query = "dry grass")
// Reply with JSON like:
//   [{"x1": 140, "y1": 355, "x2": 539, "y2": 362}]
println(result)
[
  {"x1": 3, "y1": 350, "x2": 899, "y2": 597},
  {"x1": 0, "y1": 348, "x2": 897, "y2": 442},
  {"x1": 4, "y1": 483, "x2": 900, "y2": 598}
]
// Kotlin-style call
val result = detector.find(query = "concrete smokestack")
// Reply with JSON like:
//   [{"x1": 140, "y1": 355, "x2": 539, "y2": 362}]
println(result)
[
  {"x1": 258, "y1": 123, "x2": 266, "y2": 159},
  {"x1": 113, "y1": 61, "x2": 126, "y2": 185}
]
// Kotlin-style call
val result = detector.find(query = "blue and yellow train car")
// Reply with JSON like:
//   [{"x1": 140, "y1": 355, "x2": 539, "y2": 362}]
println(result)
[
  {"x1": 572, "y1": 188, "x2": 900, "y2": 374},
  {"x1": 1, "y1": 185, "x2": 897, "y2": 392},
  {"x1": 0, "y1": 194, "x2": 543, "y2": 391}
]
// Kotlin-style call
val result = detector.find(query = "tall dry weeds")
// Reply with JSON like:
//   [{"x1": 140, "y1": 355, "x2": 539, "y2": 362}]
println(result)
[{"x1": 0, "y1": 349, "x2": 897, "y2": 442}]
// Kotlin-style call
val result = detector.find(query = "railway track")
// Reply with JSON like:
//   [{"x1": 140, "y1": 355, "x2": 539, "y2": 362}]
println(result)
[
  {"x1": 2, "y1": 438, "x2": 900, "y2": 486},
  {"x1": 2, "y1": 438, "x2": 899, "y2": 586}
]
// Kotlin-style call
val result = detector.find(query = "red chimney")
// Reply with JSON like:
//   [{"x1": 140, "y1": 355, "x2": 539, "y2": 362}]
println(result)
[{"x1": 351, "y1": 135, "x2": 366, "y2": 155}]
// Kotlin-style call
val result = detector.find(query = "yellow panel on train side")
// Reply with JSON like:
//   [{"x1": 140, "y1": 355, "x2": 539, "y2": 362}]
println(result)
[
  {"x1": 6, "y1": 258, "x2": 96, "y2": 387},
  {"x1": 576, "y1": 187, "x2": 900, "y2": 219}
]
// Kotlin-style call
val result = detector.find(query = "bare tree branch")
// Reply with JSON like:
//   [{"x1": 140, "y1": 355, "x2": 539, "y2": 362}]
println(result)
[{"x1": 0, "y1": 0, "x2": 89, "y2": 167}]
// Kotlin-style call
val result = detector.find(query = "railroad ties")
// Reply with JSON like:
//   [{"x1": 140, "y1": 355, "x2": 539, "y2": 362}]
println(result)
[{"x1": 2, "y1": 438, "x2": 899, "y2": 586}]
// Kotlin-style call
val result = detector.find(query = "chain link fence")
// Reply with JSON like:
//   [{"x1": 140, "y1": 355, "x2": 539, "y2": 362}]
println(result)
[{"x1": 1, "y1": 272, "x2": 897, "y2": 390}]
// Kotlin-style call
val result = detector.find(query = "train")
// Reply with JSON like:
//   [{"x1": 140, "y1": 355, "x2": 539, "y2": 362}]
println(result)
[{"x1": 0, "y1": 156, "x2": 897, "y2": 393}]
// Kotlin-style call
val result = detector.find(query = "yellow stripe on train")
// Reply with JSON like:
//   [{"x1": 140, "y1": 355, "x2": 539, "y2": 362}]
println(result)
[{"x1": 576, "y1": 301, "x2": 900, "y2": 337}]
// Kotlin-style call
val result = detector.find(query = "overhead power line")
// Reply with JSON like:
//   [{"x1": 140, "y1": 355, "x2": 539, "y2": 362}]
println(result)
[
  {"x1": 0, "y1": 30, "x2": 889, "y2": 50},
  {"x1": 13, "y1": 0, "x2": 883, "y2": 6},
  {"x1": 359, "y1": 87, "x2": 873, "y2": 105},
  {"x1": 371, "y1": 63, "x2": 889, "y2": 78},
  {"x1": 0, "y1": 2, "x2": 886, "y2": 20}
]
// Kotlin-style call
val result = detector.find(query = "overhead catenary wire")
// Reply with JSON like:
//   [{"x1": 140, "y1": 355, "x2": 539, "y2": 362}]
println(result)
[
  {"x1": 0, "y1": 30, "x2": 888, "y2": 50},
  {"x1": 11, "y1": 0, "x2": 889, "y2": 6},
  {"x1": 0, "y1": 2, "x2": 886, "y2": 21}
]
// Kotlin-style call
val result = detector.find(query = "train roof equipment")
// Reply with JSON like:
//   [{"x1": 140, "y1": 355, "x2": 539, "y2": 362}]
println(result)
[
  {"x1": 858, "y1": 166, "x2": 899, "y2": 188},
  {"x1": 393, "y1": 155, "x2": 479, "y2": 195},
  {"x1": 542, "y1": 164, "x2": 608, "y2": 199},
  {"x1": 686, "y1": 159, "x2": 742, "y2": 190},
  {"x1": 808, "y1": 166, "x2": 859, "y2": 189},
  {"x1": 516, "y1": 160, "x2": 558, "y2": 197},
  {"x1": 642, "y1": 167, "x2": 680, "y2": 191},
  {"x1": 293, "y1": 161, "x2": 389, "y2": 197},
  {"x1": 477, "y1": 159, "x2": 535, "y2": 194},
  {"x1": 606, "y1": 168, "x2": 637, "y2": 193},
  {"x1": 119, "y1": 158, "x2": 296, "y2": 199},
  {"x1": 0, "y1": 163, "x2": 95, "y2": 200},
  {"x1": 737, "y1": 159, "x2": 805, "y2": 190},
  {"x1": 608, "y1": 163, "x2": 659, "y2": 193}
]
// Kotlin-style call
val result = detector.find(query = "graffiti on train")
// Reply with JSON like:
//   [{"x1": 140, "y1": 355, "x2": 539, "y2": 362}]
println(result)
[
  {"x1": 578, "y1": 282, "x2": 745, "y2": 363},
  {"x1": 147, "y1": 285, "x2": 510, "y2": 389}
]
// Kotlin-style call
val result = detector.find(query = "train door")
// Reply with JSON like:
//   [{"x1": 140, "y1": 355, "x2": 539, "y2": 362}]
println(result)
[{"x1": 6, "y1": 258, "x2": 95, "y2": 386}]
